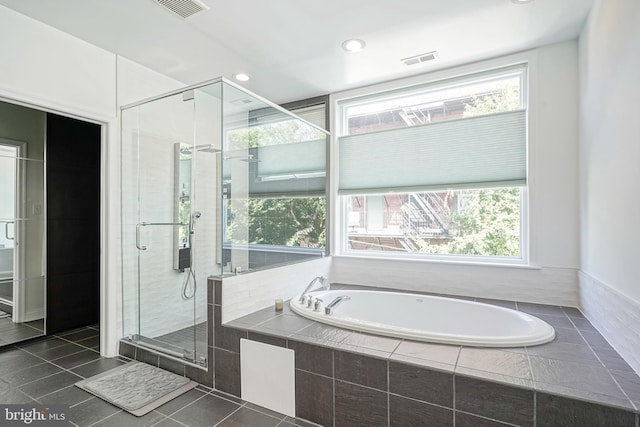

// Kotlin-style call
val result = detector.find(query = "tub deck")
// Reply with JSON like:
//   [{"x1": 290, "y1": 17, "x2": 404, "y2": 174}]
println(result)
[{"x1": 224, "y1": 284, "x2": 640, "y2": 426}]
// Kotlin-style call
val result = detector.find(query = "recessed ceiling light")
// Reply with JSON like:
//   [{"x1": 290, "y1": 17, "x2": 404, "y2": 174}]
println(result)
[
  {"x1": 234, "y1": 73, "x2": 250, "y2": 82},
  {"x1": 342, "y1": 39, "x2": 366, "y2": 53},
  {"x1": 511, "y1": 0, "x2": 535, "y2": 3}
]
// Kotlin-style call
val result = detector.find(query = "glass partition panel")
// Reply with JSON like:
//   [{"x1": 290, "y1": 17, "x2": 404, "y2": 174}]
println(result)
[
  {"x1": 121, "y1": 78, "x2": 328, "y2": 365},
  {"x1": 221, "y1": 82, "x2": 328, "y2": 273}
]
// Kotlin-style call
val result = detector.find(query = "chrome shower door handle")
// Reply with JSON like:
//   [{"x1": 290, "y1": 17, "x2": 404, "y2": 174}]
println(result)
[
  {"x1": 4, "y1": 221, "x2": 14, "y2": 240},
  {"x1": 136, "y1": 221, "x2": 187, "y2": 250},
  {"x1": 136, "y1": 222, "x2": 148, "y2": 250}
]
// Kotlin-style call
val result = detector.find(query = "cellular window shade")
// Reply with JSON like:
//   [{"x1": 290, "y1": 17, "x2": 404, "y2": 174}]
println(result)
[
  {"x1": 251, "y1": 105, "x2": 326, "y2": 130},
  {"x1": 256, "y1": 139, "x2": 326, "y2": 176},
  {"x1": 247, "y1": 138, "x2": 327, "y2": 196},
  {"x1": 338, "y1": 109, "x2": 526, "y2": 194}
]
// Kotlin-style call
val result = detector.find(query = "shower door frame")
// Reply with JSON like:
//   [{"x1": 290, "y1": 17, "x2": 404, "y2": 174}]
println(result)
[{"x1": 125, "y1": 90, "x2": 205, "y2": 367}]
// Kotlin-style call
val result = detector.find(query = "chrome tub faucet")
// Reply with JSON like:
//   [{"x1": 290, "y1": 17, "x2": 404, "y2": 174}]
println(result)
[{"x1": 299, "y1": 275, "x2": 329, "y2": 304}]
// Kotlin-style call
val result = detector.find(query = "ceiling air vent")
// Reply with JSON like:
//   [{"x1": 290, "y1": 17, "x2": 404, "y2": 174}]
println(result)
[
  {"x1": 401, "y1": 51, "x2": 439, "y2": 67},
  {"x1": 153, "y1": 0, "x2": 209, "y2": 19}
]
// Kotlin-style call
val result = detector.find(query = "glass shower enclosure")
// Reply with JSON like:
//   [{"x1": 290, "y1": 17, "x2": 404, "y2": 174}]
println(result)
[{"x1": 121, "y1": 79, "x2": 328, "y2": 367}]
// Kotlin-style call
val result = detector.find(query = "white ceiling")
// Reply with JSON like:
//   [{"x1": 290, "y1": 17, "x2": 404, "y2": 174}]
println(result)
[{"x1": 0, "y1": 0, "x2": 593, "y2": 104}]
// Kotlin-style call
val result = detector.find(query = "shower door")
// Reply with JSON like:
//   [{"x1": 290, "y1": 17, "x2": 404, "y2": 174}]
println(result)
[{"x1": 122, "y1": 89, "x2": 209, "y2": 366}]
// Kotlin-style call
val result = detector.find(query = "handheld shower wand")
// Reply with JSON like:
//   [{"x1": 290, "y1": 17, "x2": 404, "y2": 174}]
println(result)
[
  {"x1": 190, "y1": 211, "x2": 202, "y2": 233},
  {"x1": 183, "y1": 211, "x2": 202, "y2": 300}
]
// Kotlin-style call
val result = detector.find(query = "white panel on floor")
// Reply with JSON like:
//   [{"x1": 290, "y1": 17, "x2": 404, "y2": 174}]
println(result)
[{"x1": 240, "y1": 338, "x2": 295, "y2": 417}]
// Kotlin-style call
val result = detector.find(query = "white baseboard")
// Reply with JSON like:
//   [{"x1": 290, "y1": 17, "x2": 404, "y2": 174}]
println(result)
[{"x1": 579, "y1": 271, "x2": 640, "y2": 375}]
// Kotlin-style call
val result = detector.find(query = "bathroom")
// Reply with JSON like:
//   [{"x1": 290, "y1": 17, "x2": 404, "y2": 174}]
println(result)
[{"x1": 0, "y1": 0, "x2": 638, "y2": 426}]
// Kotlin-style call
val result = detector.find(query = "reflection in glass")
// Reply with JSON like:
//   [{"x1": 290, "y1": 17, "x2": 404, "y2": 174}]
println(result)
[{"x1": 0, "y1": 139, "x2": 46, "y2": 344}]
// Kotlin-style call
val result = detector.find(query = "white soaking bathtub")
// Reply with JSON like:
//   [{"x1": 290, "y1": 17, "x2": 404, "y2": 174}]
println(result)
[{"x1": 290, "y1": 290, "x2": 555, "y2": 347}]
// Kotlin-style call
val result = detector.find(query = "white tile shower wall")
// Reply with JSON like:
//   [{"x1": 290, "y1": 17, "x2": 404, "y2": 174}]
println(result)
[
  {"x1": 579, "y1": 271, "x2": 640, "y2": 375},
  {"x1": 191, "y1": 90, "x2": 221, "y2": 322},
  {"x1": 221, "y1": 257, "x2": 332, "y2": 323},
  {"x1": 331, "y1": 257, "x2": 578, "y2": 306},
  {"x1": 122, "y1": 132, "x2": 199, "y2": 338},
  {"x1": 109, "y1": 54, "x2": 184, "y2": 357}
]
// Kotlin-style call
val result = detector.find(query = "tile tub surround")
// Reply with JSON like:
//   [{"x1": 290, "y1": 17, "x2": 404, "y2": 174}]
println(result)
[{"x1": 219, "y1": 285, "x2": 640, "y2": 427}]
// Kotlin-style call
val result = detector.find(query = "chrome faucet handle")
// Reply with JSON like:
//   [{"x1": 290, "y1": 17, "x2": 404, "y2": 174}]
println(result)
[
  {"x1": 305, "y1": 295, "x2": 313, "y2": 308},
  {"x1": 325, "y1": 295, "x2": 351, "y2": 315},
  {"x1": 313, "y1": 298, "x2": 323, "y2": 312}
]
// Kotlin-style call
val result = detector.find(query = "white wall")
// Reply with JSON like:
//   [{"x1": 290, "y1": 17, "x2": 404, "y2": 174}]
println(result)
[
  {"x1": 330, "y1": 42, "x2": 580, "y2": 306},
  {"x1": 0, "y1": 4, "x2": 187, "y2": 356},
  {"x1": 578, "y1": 0, "x2": 640, "y2": 374},
  {"x1": 579, "y1": 0, "x2": 640, "y2": 303},
  {"x1": 0, "y1": 5, "x2": 115, "y2": 121}
]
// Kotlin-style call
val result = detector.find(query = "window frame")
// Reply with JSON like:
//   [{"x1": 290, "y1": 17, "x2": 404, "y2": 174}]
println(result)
[{"x1": 331, "y1": 61, "x2": 532, "y2": 266}]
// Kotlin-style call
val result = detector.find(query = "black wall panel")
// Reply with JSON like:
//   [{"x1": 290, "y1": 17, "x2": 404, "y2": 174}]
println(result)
[{"x1": 46, "y1": 113, "x2": 100, "y2": 334}]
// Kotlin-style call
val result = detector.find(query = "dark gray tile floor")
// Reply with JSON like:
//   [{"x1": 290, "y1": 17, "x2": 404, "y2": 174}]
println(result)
[
  {"x1": 226, "y1": 284, "x2": 640, "y2": 414},
  {"x1": 0, "y1": 325, "x2": 313, "y2": 427},
  {"x1": 0, "y1": 317, "x2": 44, "y2": 346}
]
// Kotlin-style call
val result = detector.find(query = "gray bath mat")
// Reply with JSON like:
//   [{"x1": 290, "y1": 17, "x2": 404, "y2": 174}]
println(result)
[{"x1": 76, "y1": 361, "x2": 197, "y2": 416}]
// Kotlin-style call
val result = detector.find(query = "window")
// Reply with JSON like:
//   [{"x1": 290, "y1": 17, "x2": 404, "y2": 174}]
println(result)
[{"x1": 337, "y1": 66, "x2": 527, "y2": 261}]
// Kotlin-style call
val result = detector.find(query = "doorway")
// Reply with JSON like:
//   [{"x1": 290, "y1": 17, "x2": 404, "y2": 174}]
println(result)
[
  {"x1": 0, "y1": 143, "x2": 18, "y2": 312},
  {"x1": 0, "y1": 99, "x2": 102, "y2": 346}
]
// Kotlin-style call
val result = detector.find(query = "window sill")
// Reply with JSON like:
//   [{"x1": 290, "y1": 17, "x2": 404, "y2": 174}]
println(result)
[{"x1": 333, "y1": 253, "x2": 542, "y2": 270}]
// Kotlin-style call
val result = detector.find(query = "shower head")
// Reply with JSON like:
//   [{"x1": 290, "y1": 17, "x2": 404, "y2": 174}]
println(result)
[
  {"x1": 223, "y1": 154, "x2": 260, "y2": 163},
  {"x1": 241, "y1": 157, "x2": 260, "y2": 163},
  {"x1": 178, "y1": 144, "x2": 220, "y2": 155},
  {"x1": 195, "y1": 144, "x2": 221, "y2": 153}
]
